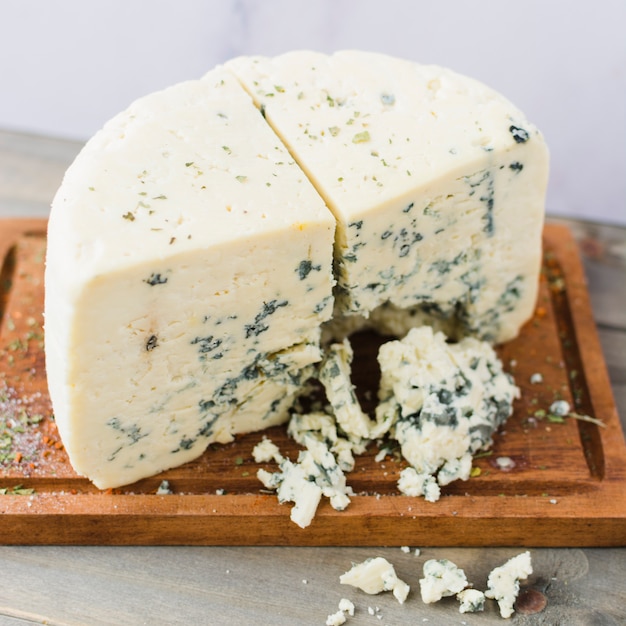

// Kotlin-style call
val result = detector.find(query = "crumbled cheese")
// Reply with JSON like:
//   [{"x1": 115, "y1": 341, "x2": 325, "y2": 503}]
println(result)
[
  {"x1": 485, "y1": 551, "x2": 533, "y2": 618},
  {"x1": 259, "y1": 320, "x2": 520, "y2": 525},
  {"x1": 254, "y1": 435, "x2": 353, "y2": 528},
  {"x1": 155, "y1": 480, "x2": 172, "y2": 495},
  {"x1": 397, "y1": 467, "x2": 441, "y2": 502},
  {"x1": 340, "y1": 557, "x2": 410, "y2": 604},
  {"x1": 252, "y1": 437, "x2": 283, "y2": 463},
  {"x1": 338, "y1": 598, "x2": 355, "y2": 616},
  {"x1": 325, "y1": 610, "x2": 346, "y2": 626},
  {"x1": 377, "y1": 326, "x2": 520, "y2": 500},
  {"x1": 419, "y1": 559, "x2": 468, "y2": 603},
  {"x1": 495, "y1": 456, "x2": 516, "y2": 470},
  {"x1": 549, "y1": 400, "x2": 570, "y2": 416},
  {"x1": 318, "y1": 339, "x2": 372, "y2": 439},
  {"x1": 457, "y1": 588, "x2": 486, "y2": 613}
]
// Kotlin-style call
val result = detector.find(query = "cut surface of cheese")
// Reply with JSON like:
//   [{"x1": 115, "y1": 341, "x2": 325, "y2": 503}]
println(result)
[
  {"x1": 45, "y1": 67, "x2": 335, "y2": 488},
  {"x1": 227, "y1": 50, "x2": 549, "y2": 342},
  {"x1": 45, "y1": 51, "x2": 548, "y2": 489}
]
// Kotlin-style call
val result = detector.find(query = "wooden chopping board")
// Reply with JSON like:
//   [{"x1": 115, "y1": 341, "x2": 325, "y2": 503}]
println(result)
[{"x1": 0, "y1": 219, "x2": 624, "y2": 546}]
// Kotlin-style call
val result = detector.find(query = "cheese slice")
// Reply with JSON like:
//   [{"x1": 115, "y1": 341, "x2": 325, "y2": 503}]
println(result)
[
  {"x1": 45, "y1": 67, "x2": 335, "y2": 488},
  {"x1": 45, "y1": 51, "x2": 548, "y2": 489},
  {"x1": 227, "y1": 50, "x2": 549, "y2": 342}
]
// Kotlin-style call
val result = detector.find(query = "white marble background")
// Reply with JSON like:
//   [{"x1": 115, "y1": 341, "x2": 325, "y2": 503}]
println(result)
[{"x1": 0, "y1": 0, "x2": 624, "y2": 225}]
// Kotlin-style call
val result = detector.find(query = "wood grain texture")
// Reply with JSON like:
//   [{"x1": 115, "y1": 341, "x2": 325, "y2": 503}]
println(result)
[
  {"x1": 0, "y1": 545, "x2": 615, "y2": 626},
  {"x1": 0, "y1": 219, "x2": 625, "y2": 546}
]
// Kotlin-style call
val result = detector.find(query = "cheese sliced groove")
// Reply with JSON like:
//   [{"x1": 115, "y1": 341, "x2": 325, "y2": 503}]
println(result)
[
  {"x1": 45, "y1": 51, "x2": 548, "y2": 489},
  {"x1": 227, "y1": 50, "x2": 549, "y2": 343}
]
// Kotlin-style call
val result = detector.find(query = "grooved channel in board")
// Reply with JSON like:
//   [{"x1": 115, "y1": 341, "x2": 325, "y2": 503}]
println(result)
[
  {"x1": 543, "y1": 248, "x2": 605, "y2": 479},
  {"x1": 0, "y1": 244, "x2": 16, "y2": 328}
]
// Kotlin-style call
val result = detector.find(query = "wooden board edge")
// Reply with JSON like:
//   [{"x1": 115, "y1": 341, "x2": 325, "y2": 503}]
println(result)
[{"x1": 0, "y1": 489, "x2": 625, "y2": 546}]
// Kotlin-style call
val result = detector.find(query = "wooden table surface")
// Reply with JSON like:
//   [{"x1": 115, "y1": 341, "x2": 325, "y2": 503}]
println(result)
[{"x1": 0, "y1": 129, "x2": 624, "y2": 625}]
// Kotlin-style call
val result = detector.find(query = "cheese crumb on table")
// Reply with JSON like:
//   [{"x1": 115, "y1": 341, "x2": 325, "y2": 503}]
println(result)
[
  {"x1": 485, "y1": 551, "x2": 533, "y2": 618},
  {"x1": 338, "y1": 598, "x2": 355, "y2": 616},
  {"x1": 325, "y1": 610, "x2": 347, "y2": 626},
  {"x1": 340, "y1": 557, "x2": 410, "y2": 604},
  {"x1": 457, "y1": 588, "x2": 486, "y2": 613},
  {"x1": 419, "y1": 559, "x2": 469, "y2": 604}
]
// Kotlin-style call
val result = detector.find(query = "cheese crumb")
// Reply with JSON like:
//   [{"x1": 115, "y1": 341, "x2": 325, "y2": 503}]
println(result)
[
  {"x1": 325, "y1": 610, "x2": 346, "y2": 626},
  {"x1": 419, "y1": 559, "x2": 468, "y2": 603},
  {"x1": 457, "y1": 588, "x2": 486, "y2": 613},
  {"x1": 485, "y1": 551, "x2": 533, "y2": 618},
  {"x1": 155, "y1": 480, "x2": 172, "y2": 495},
  {"x1": 377, "y1": 327, "x2": 520, "y2": 502},
  {"x1": 338, "y1": 598, "x2": 355, "y2": 616},
  {"x1": 326, "y1": 597, "x2": 355, "y2": 626},
  {"x1": 340, "y1": 557, "x2": 410, "y2": 604},
  {"x1": 549, "y1": 400, "x2": 570, "y2": 416},
  {"x1": 254, "y1": 435, "x2": 353, "y2": 528}
]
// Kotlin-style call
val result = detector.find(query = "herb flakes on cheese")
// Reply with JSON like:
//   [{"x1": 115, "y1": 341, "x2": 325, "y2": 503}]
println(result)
[{"x1": 229, "y1": 50, "x2": 548, "y2": 344}]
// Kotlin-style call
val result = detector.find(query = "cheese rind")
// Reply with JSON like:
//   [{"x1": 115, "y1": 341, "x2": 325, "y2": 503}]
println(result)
[
  {"x1": 228, "y1": 50, "x2": 548, "y2": 343},
  {"x1": 45, "y1": 68, "x2": 335, "y2": 488}
]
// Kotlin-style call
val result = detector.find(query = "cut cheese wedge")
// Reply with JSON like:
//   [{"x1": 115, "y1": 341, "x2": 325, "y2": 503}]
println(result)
[
  {"x1": 228, "y1": 50, "x2": 549, "y2": 342},
  {"x1": 45, "y1": 68, "x2": 335, "y2": 488},
  {"x1": 45, "y1": 51, "x2": 548, "y2": 489}
]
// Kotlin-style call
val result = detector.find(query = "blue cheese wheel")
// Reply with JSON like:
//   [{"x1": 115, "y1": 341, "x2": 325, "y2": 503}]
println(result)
[
  {"x1": 46, "y1": 51, "x2": 548, "y2": 489},
  {"x1": 45, "y1": 68, "x2": 335, "y2": 488},
  {"x1": 228, "y1": 50, "x2": 549, "y2": 342}
]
